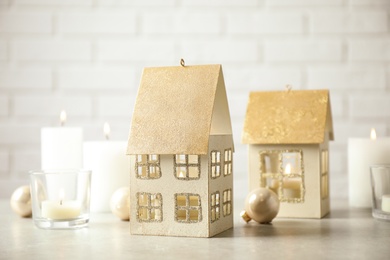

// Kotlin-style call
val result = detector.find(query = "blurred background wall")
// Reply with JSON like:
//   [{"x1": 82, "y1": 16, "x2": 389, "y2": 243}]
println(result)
[{"x1": 0, "y1": 0, "x2": 389, "y2": 203}]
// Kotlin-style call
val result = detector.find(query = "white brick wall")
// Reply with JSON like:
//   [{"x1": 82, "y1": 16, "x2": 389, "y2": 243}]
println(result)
[
  {"x1": 0, "y1": 68, "x2": 52, "y2": 89},
  {"x1": 0, "y1": 13, "x2": 52, "y2": 33},
  {"x1": 0, "y1": 0, "x2": 389, "y2": 202}
]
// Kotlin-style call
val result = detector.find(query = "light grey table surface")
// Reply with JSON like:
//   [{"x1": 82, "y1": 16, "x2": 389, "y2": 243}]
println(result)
[{"x1": 1, "y1": 199, "x2": 390, "y2": 260}]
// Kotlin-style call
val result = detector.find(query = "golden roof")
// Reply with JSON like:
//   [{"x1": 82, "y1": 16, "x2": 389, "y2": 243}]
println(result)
[
  {"x1": 127, "y1": 64, "x2": 233, "y2": 155},
  {"x1": 242, "y1": 89, "x2": 334, "y2": 144}
]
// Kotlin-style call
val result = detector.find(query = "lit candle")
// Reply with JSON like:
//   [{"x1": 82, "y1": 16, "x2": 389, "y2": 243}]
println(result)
[
  {"x1": 83, "y1": 122, "x2": 130, "y2": 212},
  {"x1": 348, "y1": 128, "x2": 390, "y2": 208},
  {"x1": 41, "y1": 110, "x2": 83, "y2": 169},
  {"x1": 382, "y1": 195, "x2": 390, "y2": 213},
  {"x1": 41, "y1": 190, "x2": 81, "y2": 220},
  {"x1": 283, "y1": 163, "x2": 301, "y2": 198}
]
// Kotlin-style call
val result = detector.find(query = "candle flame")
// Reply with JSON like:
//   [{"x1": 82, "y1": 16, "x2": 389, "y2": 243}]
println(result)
[
  {"x1": 60, "y1": 110, "x2": 66, "y2": 126},
  {"x1": 103, "y1": 122, "x2": 110, "y2": 140},
  {"x1": 370, "y1": 128, "x2": 377, "y2": 140},
  {"x1": 285, "y1": 163, "x2": 292, "y2": 174}
]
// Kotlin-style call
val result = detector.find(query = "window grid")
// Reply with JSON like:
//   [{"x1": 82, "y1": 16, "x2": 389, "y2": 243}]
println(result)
[
  {"x1": 210, "y1": 150, "x2": 221, "y2": 179},
  {"x1": 210, "y1": 191, "x2": 220, "y2": 223},
  {"x1": 175, "y1": 193, "x2": 202, "y2": 223},
  {"x1": 321, "y1": 150, "x2": 329, "y2": 199},
  {"x1": 136, "y1": 192, "x2": 163, "y2": 222},
  {"x1": 222, "y1": 189, "x2": 232, "y2": 217},
  {"x1": 174, "y1": 155, "x2": 201, "y2": 180},
  {"x1": 224, "y1": 149, "x2": 233, "y2": 176},
  {"x1": 135, "y1": 154, "x2": 161, "y2": 179},
  {"x1": 259, "y1": 150, "x2": 305, "y2": 203}
]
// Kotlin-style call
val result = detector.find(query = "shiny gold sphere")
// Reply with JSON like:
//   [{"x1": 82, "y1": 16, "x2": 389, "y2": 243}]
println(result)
[
  {"x1": 244, "y1": 188, "x2": 279, "y2": 224},
  {"x1": 110, "y1": 187, "x2": 130, "y2": 221},
  {"x1": 10, "y1": 185, "x2": 32, "y2": 218}
]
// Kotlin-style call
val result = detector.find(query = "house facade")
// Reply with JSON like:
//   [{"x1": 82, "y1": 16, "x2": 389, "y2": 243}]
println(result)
[
  {"x1": 127, "y1": 64, "x2": 234, "y2": 237},
  {"x1": 242, "y1": 89, "x2": 333, "y2": 218}
]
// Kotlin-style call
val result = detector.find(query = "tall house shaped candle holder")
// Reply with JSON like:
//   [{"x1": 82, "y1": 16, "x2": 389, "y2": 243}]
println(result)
[
  {"x1": 242, "y1": 89, "x2": 334, "y2": 218},
  {"x1": 127, "y1": 62, "x2": 234, "y2": 237}
]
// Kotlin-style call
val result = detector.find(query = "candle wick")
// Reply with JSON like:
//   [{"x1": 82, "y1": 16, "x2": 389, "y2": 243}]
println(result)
[
  {"x1": 105, "y1": 134, "x2": 109, "y2": 140},
  {"x1": 60, "y1": 200, "x2": 62, "y2": 205}
]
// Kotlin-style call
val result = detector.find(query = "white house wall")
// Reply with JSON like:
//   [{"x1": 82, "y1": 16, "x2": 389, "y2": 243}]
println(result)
[
  {"x1": 208, "y1": 134, "x2": 234, "y2": 237},
  {"x1": 129, "y1": 153, "x2": 210, "y2": 237}
]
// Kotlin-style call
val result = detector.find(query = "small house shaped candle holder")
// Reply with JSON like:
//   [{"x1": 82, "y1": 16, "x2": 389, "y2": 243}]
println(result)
[
  {"x1": 242, "y1": 89, "x2": 334, "y2": 218},
  {"x1": 127, "y1": 62, "x2": 234, "y2": 237}
]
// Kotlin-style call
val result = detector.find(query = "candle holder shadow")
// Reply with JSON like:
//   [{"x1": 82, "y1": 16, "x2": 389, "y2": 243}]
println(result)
[{"x1": 29, "y1": 169, "x2": 91, "y2": 229}]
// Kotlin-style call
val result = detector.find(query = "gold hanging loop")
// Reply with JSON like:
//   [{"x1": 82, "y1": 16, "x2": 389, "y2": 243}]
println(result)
[{"x1": 180, "y1": 59, "x2": 185, "y2": 67}]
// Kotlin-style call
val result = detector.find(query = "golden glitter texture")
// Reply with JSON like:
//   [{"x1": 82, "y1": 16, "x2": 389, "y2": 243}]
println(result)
[
  {"x1": 242, "y1": 89, "x2": 334, "y2": 144},
  {"x1": 127, "y1": 64, "x2": 233, "y2": 155}
]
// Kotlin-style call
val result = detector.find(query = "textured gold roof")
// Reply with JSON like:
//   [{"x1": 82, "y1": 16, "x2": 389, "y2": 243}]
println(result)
[
  {"x1": 242, "y1": 89, "x2": 334, "y2": 144},
  {"x1": 127, "y1": 64, "x2": 233, "y2": 155}
]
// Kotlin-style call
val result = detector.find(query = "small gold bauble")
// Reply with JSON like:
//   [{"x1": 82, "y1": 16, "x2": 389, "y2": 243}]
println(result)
[
  {"x1": 10, "y1": 185, "x2": 32, "y2": 218},
  {"x1": 110, "y1": 187, "x2": 130, "y2": 221},
  {"x1": 243, "y1": 188, "x2": 279, "y2": 224}
]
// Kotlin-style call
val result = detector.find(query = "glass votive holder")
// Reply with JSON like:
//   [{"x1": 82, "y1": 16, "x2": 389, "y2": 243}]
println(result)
[
  {"x1": 370, "y1": 165, "x2": 390, "y2": 221},
  {"x1": 30, "y1": 169, "x2": 91, "y2": 229}
]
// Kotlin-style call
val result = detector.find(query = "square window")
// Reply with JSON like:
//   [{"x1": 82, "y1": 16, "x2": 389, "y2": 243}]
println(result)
[
  {"x1": 135, "y1": 154, "x2": 161, "y2": 179},
  {"x1": 175, "y1": 193, "x2": 202, "y2": 223},
  {"x1": 174, "y1": 155, "x2": 201, "y2": 180},
  {"x1": 136, "y1": 192, "x2": 163, "y2": 222},
  {"x1": 259, "y1": 150, "x2": 304, "y2": 203}
]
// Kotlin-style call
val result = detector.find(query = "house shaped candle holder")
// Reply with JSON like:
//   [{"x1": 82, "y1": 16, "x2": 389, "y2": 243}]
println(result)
[
  {"x1": 127, "y1": 63, "x2": 234, "y2": 237},
  {"x1": 242, "y1": 89, "x2": 334, "y2": 218}
]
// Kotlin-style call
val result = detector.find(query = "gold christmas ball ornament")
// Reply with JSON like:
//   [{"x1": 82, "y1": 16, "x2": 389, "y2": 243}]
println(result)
[
  {"x1": 242, "y1": 188, "x2": 280, "y2": 224},
  {"x1": 110, "y1": 187, "x2": 130, "y2": 221},
  {"x1": 10, "y1": 185, "x2": 32, "y2": 218}
]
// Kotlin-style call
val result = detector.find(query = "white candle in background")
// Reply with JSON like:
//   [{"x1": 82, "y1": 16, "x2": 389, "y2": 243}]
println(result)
[
  {"x1": 83, "y1": 122, "x2": 130, "y2": 212},
  {"x1": 41, "y1": 110, "x2": 83, "y2": 169},
  {"x1": 348, "y1": 128, "x2": 390, "y2": 208},
  {"x1": 41, "y1": 190, "x2": 81, "y2": 220}
]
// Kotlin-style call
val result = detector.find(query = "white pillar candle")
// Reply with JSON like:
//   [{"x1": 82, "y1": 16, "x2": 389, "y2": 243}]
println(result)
[
  {"x1": 41, "y1": 200, "x2": 81, "y2": 220},
  {"x1": 83, "y1": 123, "x2": 130, "y2": 212},
  {"x1": 348, "y1": 129, "x2": 390, "y2": 208},
  {"x1": 41, "y1": 110, "x2": 83, "y2": 169},
  {"x1": 382, "y1": 195, "x2": 390, "y2": 213}
]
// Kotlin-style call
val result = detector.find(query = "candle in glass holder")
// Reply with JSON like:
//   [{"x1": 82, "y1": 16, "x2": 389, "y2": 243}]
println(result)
[
  {"x1": 41, "y1": 190, "x2": 81, "y2": 220},
  {"x1": 30, "y1": 170, "x2": 91, "y2": 229},
  {"x1": 348, "y1": 129, "x2": 390, "y2": 208}
]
